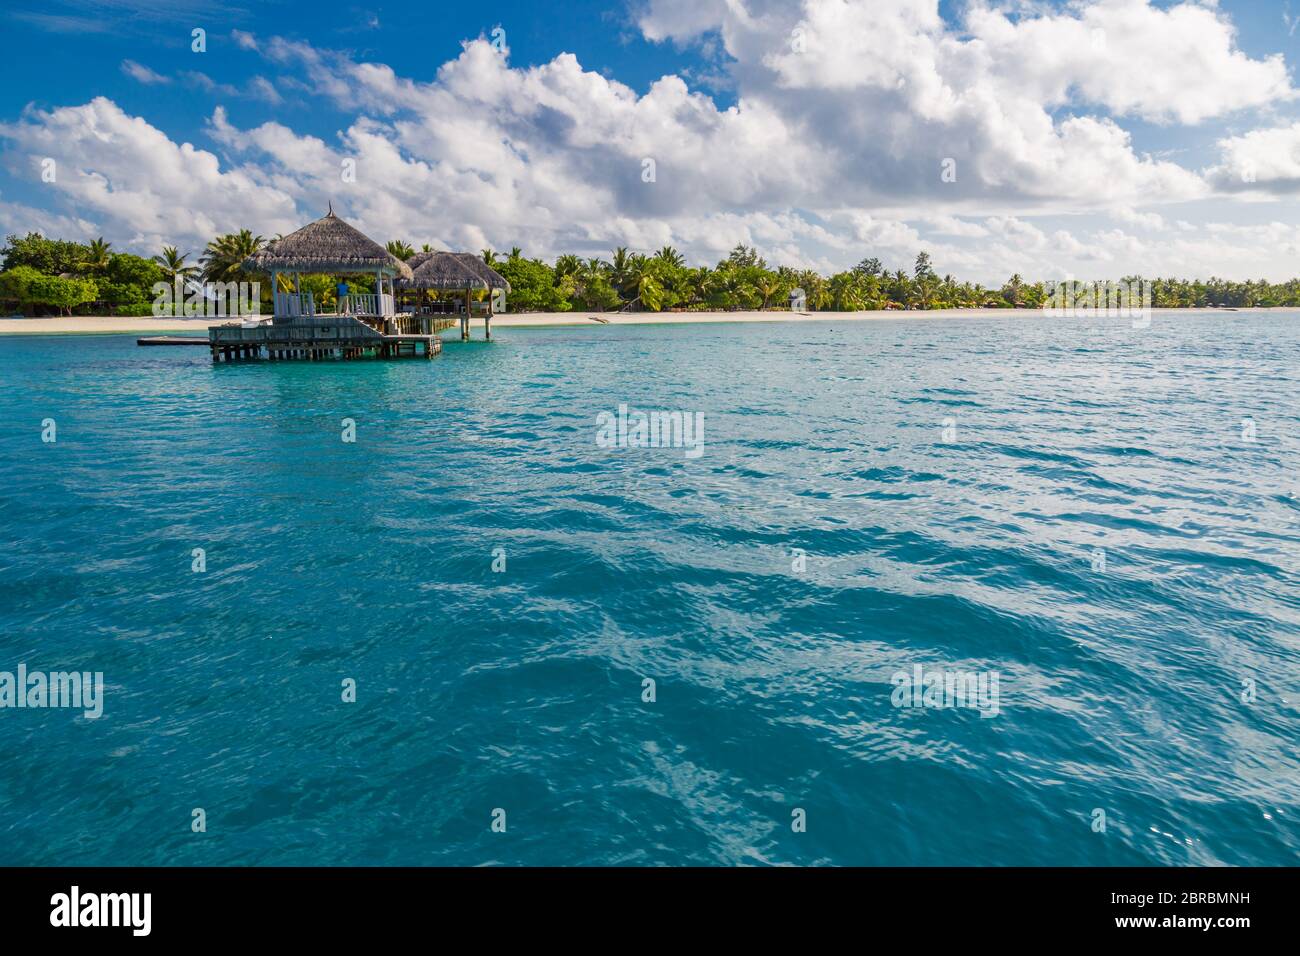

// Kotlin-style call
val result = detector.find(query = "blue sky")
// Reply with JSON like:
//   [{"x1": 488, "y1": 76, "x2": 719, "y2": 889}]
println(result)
[
  {"x1": 3, "y1": 0, "x2": 1300, "y2": 282},
  {"x1": 0, "y1": 0, "x2": 731, "y2": 164}
]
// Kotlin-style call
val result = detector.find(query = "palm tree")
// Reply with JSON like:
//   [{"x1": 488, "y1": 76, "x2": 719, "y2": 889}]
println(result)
[
  {"x1": 200, "y1": 229, "x2": 265, "y2": 283},
  {"x1": 654, "y1": 246, "x2": 685, "y2": 269},
  {"x1": 829, "y1": 272, "x2": 863, "y2": 311},
  {"x1": 573, "y1": 258, "x2": 607, "y2": 293},
  {"x1": 861, "y1": 278, "x2": 889, "y2": 310},
  {"x1": 554, "y1": 254, "x2": 582, "y2": 278},
  {"x1": 386, "y1": 239, "x2": 415, "y2": 260},
  {"x1": 633, "y1": 272, "x2": 663, "y2": 311},
  {"x1": 797, "y1": 270, "x2": 830, "y2": 310},
  {"x1": 569, "y1": 258, "x2": 613, "y2": 309},
  {"x1": 82, "y1": 237, "x2": 112, "y2": 274},
  {"x1": 914, "y1": 276, "x2": 941, "y2": 309},
  {"x1": 686, "y1": 267, "x2": 713, "y2": 308},
  {"x1": 881, "y1": 269, "x2": 909, "y2": 308},
  {"x1": 609, "y1": 247, "x2": 633, "y2": 298},
  {"x1": 153, "y1": 246, "x2": 197, "y2": 283},
  {"x1": 624, "y1": 255, "x2": 664, "y2": 311}
]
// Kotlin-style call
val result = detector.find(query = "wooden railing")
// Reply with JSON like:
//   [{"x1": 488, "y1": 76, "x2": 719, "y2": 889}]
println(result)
[
  {"x1": 274, "y1": 291, "x2": 316, "y2": 318},
  {"x1": 210, "y1": 314, "x2": 385, "y2": 345},
  {"x1": 391, "y1": 314, "x2": 455, "y2": 334},
  {"x1": 349, "y1": 312, "x2": 455, "y2": 336},
  {"x1": 339, "y1": 293, "x2": 395, "y2": 317}
]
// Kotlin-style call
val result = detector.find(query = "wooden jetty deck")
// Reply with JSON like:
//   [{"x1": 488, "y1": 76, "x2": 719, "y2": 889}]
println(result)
[
  {"x1": 138, "y1": 336, "x2": 210, "y2": 346},
  {"x1": 207, "y1": 314, "x2": 457, "y2": 362}
]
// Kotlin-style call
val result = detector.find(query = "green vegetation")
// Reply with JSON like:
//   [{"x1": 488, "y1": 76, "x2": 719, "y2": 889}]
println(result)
[
  {"x1": 152, "y1": 246, "x2": 198, "y2": 284},
  {"x1": 0, "y1": 233, "x2": 165, "y2": 316},
  {"x1": 198, "y1": 229, "x2": 264, "y2": 284},
  {"x1": 0, "y1": 231, "x2": 270, "y2": 316},
  {"x1": 487, "y1": 249, "x2": 574, "y2": 312},
  {"x1": 29, "y1": 274, "x2": 99, "y2": 316},
  {"x1": 0, "y1": 265, "x2": 42, "y2": 313},
  {"x1": 4, "y1": 230, "x2": 1300, "y2": 317},
  {"x1": 471, "y1": 244, "x2": 1300, "y2": 313},
  {"x1": 385, "y1": 239, "x2": 415, "y2": 261}
]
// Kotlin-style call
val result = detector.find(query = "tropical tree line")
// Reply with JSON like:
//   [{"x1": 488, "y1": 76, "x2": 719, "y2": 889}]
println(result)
[
  {"x1": 475, "y1": 245, "x2": 1300, "y2": 312},
  {"x1": 3, "y1": 230, "x2": 1298, "y2": 316}
]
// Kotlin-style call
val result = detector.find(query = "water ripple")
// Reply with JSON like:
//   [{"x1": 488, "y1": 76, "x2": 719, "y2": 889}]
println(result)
[{"x1": 0, "y1": 314, "x2": 1297, "y2": 865}]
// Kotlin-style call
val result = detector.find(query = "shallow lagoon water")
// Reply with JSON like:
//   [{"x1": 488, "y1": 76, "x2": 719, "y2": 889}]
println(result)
[{"x1": 0, "y1": 313, "x2": 1297, "y2": 865}]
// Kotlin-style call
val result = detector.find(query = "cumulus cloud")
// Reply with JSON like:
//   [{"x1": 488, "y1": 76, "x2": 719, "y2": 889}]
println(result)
[
  {"x1": 961, "y1": 0, "x2": 1293, "y2": 125},
  {"x1": 248, "y1": 20, "x2": 1205, "y2": 221},
  {"x1": 0, "y1": 98, "x2": 300, "y2": 252},
  {"x1": 1206, "y1": 122, "x2": 1300, "y2": 194},
  {"x1": 646, "y1": 0, "x2": 1291, "y2": 123},
  {"x1": 0, "y1": 190, "x2": 99, "y2": 241}
]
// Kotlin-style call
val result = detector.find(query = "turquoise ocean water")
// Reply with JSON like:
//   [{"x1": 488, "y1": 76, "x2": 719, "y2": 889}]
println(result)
[{"x1": 0, "y1": 314, "x2": 1297, "y2": 866}]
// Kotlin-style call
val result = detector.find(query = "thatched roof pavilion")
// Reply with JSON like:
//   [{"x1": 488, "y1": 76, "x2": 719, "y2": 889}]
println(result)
[
  {"x1": 395, "y1": 251, "x2": 510, "y2": 341},
  {"x1": 395, "y1": 251, "x2": 510, "y2": 293},
  {"x1": 239, "y1": 206, "x2": 411, "y2": 323},
  {"x1": 243, "y1": 208, "x2": 413, "y2": 280},
  {"x1": 397, "y1": 251, "x2": 490, "y2": 291},
  {"x1": 453, "y1": 253, "x2": 511, "y2": 294}
]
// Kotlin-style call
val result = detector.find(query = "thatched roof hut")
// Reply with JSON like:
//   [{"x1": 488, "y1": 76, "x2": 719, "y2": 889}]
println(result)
[
  {"x1": 453, "y1": 253, "x2": 511, "y2": 293},
  {"x1": 396, "y1": 251, "x2": 511, "y2": 292},
  {"x1": 397, "y1": 251, "x2": 488, "y2": 290},
  {"x1": 242, "y1": 208, "x2": 413, "y2": 280}
]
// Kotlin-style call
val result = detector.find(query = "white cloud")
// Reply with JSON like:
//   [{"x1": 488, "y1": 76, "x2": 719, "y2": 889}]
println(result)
[
  {"x1": 3, "y1": 1, "x2": 1299, "y2": 282},
  {"x1": 924, "y1": 215, "x2": 989, "y2": 238},
  {"x1": 121, "y1": 60, "x2": 169, "y2": 85},
  {"x1": 0, "y1": 190, "x2": 99, "y2": 241},
  {"x1": 0, "y1": 98, "x2": 300, "y2": 253},
  {"x1": 1110, "y1": 207, "x2": 1166, "y2": 230},
  {"x1": 646, "y1": 0, "x2": 1292, "y2": 124},
  {"x1": 247, "y1": 76, "x2": 283, "y2": 105},
  {"x1": 962, "y1": 0, "x2": 1294, "y2": 125},
  {"x1": 1206, "y1": 122, "x2": 1300, "y2": 194}
]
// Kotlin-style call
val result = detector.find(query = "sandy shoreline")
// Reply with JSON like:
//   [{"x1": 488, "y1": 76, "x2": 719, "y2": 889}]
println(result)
[{"x1": 0, "y1": 307, "x2": 1290, "y2": 336}]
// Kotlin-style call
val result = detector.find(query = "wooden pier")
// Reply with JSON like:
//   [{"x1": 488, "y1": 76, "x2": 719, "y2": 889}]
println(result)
[
  {"x1": 203, "y1": 206, "x2": 497, "y2": 363},
  {"x1": 208, "y1": 314, "x2": 456, "y2": 362},
  {"x1": 138, "y1": 336, "x2": 210, "y2": 346}
]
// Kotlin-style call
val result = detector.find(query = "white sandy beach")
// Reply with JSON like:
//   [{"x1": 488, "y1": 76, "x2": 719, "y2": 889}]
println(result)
[{"x1": 0, "y1": 307, "x2": 1285, "y2": 336}]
